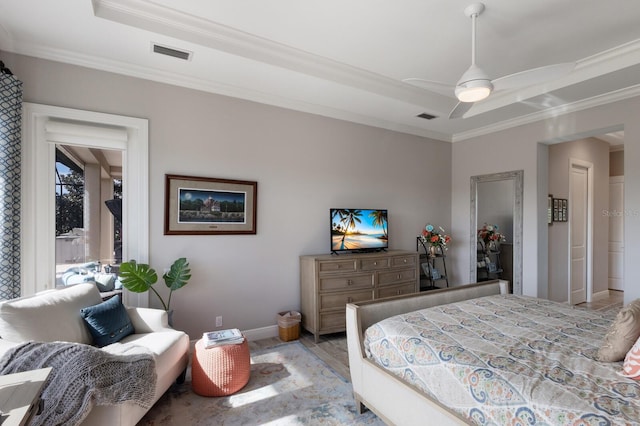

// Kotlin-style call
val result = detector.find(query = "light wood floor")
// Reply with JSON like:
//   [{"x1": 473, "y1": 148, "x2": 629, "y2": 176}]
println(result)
[{"x1": 249, "y1": 290, "x2": 625, "y2": 380}]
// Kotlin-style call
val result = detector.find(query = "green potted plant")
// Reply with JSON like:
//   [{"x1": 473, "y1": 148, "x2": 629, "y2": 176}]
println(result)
[{"x1": 119, "y1": 257, "x2": 191, "y2": 318}]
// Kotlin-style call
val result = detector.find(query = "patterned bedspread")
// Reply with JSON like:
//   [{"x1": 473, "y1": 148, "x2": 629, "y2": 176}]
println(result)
[{"x1": 364, "y1": 294, "x2": 640, "y2": 425}]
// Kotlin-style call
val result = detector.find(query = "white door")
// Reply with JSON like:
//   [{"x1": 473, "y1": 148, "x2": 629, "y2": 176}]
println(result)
[
  {"x1": 570, "y1": 164, "x2": 589, "y2": 304},
  {"x1": 609, "y1": 176, "x2": 625, "y2": 291}
]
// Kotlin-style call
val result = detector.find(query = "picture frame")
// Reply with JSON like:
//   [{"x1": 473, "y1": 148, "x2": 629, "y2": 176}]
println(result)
[
  {"x1": 552, "y1": 197, "x2": 568, "y2": 222},
  {"x1": 548, "y1": 194, "x2": 553, "y2": 225},
  {"x1": 164, "y1": 174, "x2": 257, "y2": 235}
]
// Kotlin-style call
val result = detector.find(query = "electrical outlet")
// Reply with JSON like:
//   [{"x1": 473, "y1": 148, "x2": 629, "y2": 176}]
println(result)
[{"x1": 215, "y1": 316, "x2": 223, "y2": 327}]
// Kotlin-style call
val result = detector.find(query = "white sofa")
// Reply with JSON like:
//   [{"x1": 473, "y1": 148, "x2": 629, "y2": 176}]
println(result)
[{"x1": 0, "y1": 283, "x2": 190, "y2": 425}]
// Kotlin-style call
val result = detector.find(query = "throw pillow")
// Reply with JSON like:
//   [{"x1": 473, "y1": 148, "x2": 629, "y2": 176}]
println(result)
[
  {"x1": 621, "y1": 336, "x2": 640, "y2": 380},
  {"x1": 93, "y1": 273, "x2": 116, "y2": 292},
  {"x1": 80, "y1": 295, "x2": 134, "y2": 347},
  {"x1": 597, "y1": 299, "x2": 640, "y2": 362}
]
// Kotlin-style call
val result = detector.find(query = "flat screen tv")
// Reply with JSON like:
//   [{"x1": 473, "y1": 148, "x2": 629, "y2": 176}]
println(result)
[{"x1": 330, "y1": 208, "x2": 388, "y2": 253}]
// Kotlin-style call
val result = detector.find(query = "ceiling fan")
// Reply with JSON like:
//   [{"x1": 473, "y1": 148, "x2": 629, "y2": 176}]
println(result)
[{"x1": 404, "y1": 3, "x2": 575, "y2": 119}]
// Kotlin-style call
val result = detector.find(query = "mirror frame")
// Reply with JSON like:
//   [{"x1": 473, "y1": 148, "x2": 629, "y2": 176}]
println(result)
[{"x1": 470, "y1": 170, "x2": 523, "y2": 294}]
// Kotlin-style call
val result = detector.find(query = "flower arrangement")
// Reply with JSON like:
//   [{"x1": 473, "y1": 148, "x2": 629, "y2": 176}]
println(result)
[
  {"x1": 420, "y1": 224, "x2": 451, "y2": 250},
  {"x1": 477, "y1": 223, "x2": 506, "y2": 246}
]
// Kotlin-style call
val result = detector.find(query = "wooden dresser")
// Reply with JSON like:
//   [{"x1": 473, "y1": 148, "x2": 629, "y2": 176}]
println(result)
[{"x1": 300, "y1": 250, "x2": 419, "y2": 342}]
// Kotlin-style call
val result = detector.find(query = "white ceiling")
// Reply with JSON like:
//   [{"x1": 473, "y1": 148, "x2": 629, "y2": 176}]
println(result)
[{"x1": 2, "y1": 0, "x2": 640, "y2": 142}]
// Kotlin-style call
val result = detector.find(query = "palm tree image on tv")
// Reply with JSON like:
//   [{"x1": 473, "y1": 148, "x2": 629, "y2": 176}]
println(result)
[{"x1": 331, "y1": 209, "x2": 388, "y2": 251}]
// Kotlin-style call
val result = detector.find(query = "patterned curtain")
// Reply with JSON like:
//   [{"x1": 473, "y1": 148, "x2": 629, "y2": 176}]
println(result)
[{"x1": 0, "y1": 62, "x2": 22, "y2": 300}]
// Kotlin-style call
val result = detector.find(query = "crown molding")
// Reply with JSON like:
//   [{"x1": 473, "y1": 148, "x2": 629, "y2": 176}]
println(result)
[
  {"x1": 7, "y1": 40, "x2": 451, "y2": 142},
  {"x1": 464, "y1": 39, "x2": 640, "y2": 118},
  {"x1": 8, "y1": 37, "x2": 639, "y2": 144},
  {"x1": 451, "y1": 84, "x2": 640, "y2": 142},
  {"x1": 91, "y1": 0, "x2": 448, "y2": 110}
]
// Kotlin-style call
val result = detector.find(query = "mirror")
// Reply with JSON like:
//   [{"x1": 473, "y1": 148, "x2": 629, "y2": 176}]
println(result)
[{"x1": 470, "y1": 170, "x2": 523, "y2": 294}]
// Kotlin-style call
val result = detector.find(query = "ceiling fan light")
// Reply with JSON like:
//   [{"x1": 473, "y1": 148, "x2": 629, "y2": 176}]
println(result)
[{"x1": 455, "y1": 80, "x2": 492, "y2": 102}]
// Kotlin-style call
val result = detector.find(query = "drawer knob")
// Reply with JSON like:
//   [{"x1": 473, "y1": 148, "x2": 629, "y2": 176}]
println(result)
[
  {"x1": 347, "y1": 297, "x2": 353, "y2": 303},
  {"x1": 347, "y1": 279, "x2": 353, "y2": 285},
  {"x1": 397, "y1": 290, "x2": 401, "y2": 295},
  {"x1": 403, "y1": 259, "x2": 407, "y2": 263},
  {"x1": 337, "y1": 264, "x2": 341, "y2": 268},
  {"x1": 373, "y1": 261, "x2": 377, "y2": 266},
  {"x1": 397, "y1": 273, "x2": 402, "y2": 279}
]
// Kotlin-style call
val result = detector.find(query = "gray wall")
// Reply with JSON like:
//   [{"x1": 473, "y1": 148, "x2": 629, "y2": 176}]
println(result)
[
  {"x1": 451, "y1": 96, "x2": 640, "y2": 305},
  {"x1": 610, "y1": 150, "x2": 624, "y2": 176},
  {"x1": 5, "y1": 52, "x2": 452, "y2": 339}
]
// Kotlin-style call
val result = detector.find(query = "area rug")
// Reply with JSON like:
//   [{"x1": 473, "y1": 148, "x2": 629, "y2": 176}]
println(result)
[{"x1": 139, "y1": 341, "x2": 384, "y2": 425}]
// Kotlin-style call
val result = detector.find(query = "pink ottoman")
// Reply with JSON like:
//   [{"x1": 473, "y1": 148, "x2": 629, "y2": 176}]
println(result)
[{"x1": 191, "y1": 337, "x2": 251, "y2": 396}]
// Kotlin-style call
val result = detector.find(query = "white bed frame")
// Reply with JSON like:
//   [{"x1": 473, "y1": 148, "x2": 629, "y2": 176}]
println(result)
[{"x1": 346, "y1": 280, "x2": 509, "y2": 426}]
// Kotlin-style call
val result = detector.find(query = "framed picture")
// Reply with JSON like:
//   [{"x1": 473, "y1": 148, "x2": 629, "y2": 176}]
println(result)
[
  {"x1": 552, "y1": 198, "x2": 568, "y2": 222},
  {"x1": 548, "y1": 194, "x2": 553, "y2": 225},
  {"x1": 164, "y1": 174, "x2": 257, "y2": 235}
]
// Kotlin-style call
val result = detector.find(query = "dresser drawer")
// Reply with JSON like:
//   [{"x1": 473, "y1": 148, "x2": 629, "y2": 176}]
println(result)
[
  {"x1": 391, "y1": 254, "x2": 417, "y2": 268},
  {"x1": 319, "y1": 311, "x2": 346, "y2": 331},
  {"x1": 319, "y1": 289, "x2": 374, "y2": 310},
  {"x1": 360, "y1": 257, "x2": 390, "y2": 271},
  {"x1": 318, "y1": 260, "x2": 357, "y2": 274},
  {"x1": 319, "y1": 273, "x2": 373, "y2": 291},
  {"x1": 378, "y1": 267, "x2": 417, "y2": 286},
  {"x1": 378, "y1": 282, "x2": 417, "y2": 299}
]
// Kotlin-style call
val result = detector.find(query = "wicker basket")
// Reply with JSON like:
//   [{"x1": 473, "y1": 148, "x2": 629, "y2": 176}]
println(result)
[{"x1": 277, "y1": 311, "x2": 301, "y2": 341}]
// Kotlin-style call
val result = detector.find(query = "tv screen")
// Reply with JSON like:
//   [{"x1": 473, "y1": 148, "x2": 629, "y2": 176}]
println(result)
[{"x1": 330, "y1": 209, "x2": 388, "y2": 253}]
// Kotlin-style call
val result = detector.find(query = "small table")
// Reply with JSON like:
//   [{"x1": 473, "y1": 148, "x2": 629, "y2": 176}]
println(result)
[{"x1": 0, "y1": 367, "x2": 51, "y2": 426}]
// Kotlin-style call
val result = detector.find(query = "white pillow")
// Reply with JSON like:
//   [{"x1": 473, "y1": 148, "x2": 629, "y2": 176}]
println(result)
[
  {"x1": 0, "y1": 283, "x2": 102, "y2": 344},
  {"x1": 94, "y1": 273, "x2": 116, "y2": 292}
]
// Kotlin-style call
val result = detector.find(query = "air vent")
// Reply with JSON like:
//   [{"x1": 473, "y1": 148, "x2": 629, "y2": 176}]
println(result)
[
  {"x1": 152, "y1": 43, "x2": 192, "y2": 61},
  {"x1": 416, "y1": 112, "x2": 437, "y2": 120}
]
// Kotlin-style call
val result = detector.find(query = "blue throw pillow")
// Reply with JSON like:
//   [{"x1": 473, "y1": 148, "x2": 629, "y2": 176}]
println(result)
[{"x1": 80, "y1": 295, "x2": 134, "y2": 347}]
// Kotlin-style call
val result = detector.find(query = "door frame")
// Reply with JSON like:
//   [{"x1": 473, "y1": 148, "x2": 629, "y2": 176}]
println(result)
[
  {"x1": 22, "y1": 103, "x2": 149, "y2": 307},
  {"x1": 608, "y1": 175, "x2": 625, "y2": 291},
  {"x1": 567, "y1": 158, "x2": 594, "y2": 304}
]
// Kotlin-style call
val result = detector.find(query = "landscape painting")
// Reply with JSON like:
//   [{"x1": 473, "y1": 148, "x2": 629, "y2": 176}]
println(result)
[
  {"x1": 178, "y1": 188, "x2": 246, "y2": 224},
  {"x1": 165, "y1": 174, "x2": 257, "y2": 235},
  {"x1": 331, "y1": 209, "x2": 388, "y2": 252}
]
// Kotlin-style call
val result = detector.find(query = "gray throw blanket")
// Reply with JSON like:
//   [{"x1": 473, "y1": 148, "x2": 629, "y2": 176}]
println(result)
[{"x1": 0, "y1": 341, "x2": 156, "y2": 426}]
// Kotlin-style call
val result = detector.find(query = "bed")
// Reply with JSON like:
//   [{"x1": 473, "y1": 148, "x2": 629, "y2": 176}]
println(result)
[{"x1": 345, "y1": 280, "x2": 639, "y2": 425}]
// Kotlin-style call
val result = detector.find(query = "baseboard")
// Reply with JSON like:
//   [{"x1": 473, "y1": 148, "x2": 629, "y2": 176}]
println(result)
[
  {"x1": 189, "y1": 324, "x2": 279, "y2": 348},
  {"x1": 242, "y1": 325, "x2": 279, "y2": 341}
]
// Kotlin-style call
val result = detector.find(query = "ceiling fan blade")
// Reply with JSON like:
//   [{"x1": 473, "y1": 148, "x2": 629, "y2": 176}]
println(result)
[
  {"x1": 491, "y1": 62, "x2": 575, "y2": 92},
  {"x1": 402, "y1": 78, "x2": 456, "y2": 98},
  {"x1": 448, "y1": 101, "x2": 474, "y2": 119}
]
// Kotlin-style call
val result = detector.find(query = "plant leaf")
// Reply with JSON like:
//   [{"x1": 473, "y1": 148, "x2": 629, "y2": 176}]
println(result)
[
  {"x1": 163, "y1": 257, "x2": 191, "y2": 292},
  {"x1": 119, "y1": 260, "x2": 158, "y2": 293}
]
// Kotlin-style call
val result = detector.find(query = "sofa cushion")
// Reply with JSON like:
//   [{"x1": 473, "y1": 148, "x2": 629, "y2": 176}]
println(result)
[
  {"x1": 81, "y1": 295, "x2": 134, "y2": 347},
  {"x1": 0, "y1": 283, "x2": 102, "y2": 344}
]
